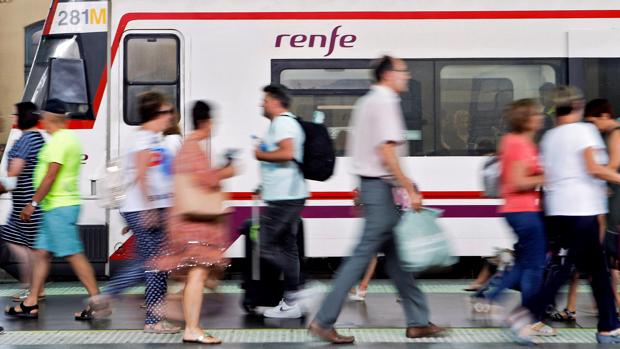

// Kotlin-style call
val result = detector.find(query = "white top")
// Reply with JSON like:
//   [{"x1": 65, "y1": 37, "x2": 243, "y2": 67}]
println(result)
[
  {"x1": 260, "y1": 113, "x2": 309, "y2": 201},
  {"x1": 541, "y1": 122, "x2": 608, "y2": 216},
  {"x1": 347, "y1": 85, "x2": 407, "y2": 177},
  {"x1": 120, "y1": 129, "x2": 174, "y2": 212},
  {"x1": 164, "y1": 134, "x2": 183, "y2": 156}
]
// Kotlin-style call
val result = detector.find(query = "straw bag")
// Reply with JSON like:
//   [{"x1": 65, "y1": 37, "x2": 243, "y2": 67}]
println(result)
[{"x1": 174, "y1": 173, "x2": 230, "y2": 221}]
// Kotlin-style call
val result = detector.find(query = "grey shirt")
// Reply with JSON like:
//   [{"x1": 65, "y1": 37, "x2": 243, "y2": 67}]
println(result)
[{"x1": 347, "y1": 85, "x2": 407, "y2": 178}]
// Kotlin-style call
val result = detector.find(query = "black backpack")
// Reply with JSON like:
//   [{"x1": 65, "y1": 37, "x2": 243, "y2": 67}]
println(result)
[{"x1": 290, "y1": 116, "x2": 336, "y2": 181}]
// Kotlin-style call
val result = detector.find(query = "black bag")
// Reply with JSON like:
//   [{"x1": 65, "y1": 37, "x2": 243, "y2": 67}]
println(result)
[
  {"x1": 239, "y1": 218, "x2": 305, "y2": 313},
  {"x1": 291, "y1": 117, "x2": 336, "y2": 181}
]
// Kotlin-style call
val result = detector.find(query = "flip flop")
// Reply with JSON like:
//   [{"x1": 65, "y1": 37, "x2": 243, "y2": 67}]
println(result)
[{"x1": 182, "y1": 335, "x2": 222, "y2": 345}]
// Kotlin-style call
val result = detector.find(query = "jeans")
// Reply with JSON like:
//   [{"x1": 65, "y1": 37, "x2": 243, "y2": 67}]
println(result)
[
  {"x1": 483, "y1": 212, "x2": 547, "y2": 313},
  {"x1": 259, "y1": 198, "x2": 306, "y2": 297},
  {"x1": 314, "y1": 178, "x2": 430, "y2": 329},
  {"x1": 533, "y1": 215, "x2": 618, "y2": 332}
]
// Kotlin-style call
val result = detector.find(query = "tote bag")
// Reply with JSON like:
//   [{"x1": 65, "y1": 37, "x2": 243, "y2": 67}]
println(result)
[
  {"x1": 394, "y1": 208, "x2": 457, "y2": 272},
  {"x1": 174, "y1": 173, "x2": 231, "y2": 221}
]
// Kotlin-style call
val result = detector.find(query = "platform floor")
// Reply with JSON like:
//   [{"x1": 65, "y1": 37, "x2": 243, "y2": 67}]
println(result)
[{"x1": 0, "y1": 280, "x2": 609, "y2": 347}]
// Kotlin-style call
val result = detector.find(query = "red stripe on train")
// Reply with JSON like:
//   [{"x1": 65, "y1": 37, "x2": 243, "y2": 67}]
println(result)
[{"x1": 228, "y1": 191, "x2": 484, "y2": 200}]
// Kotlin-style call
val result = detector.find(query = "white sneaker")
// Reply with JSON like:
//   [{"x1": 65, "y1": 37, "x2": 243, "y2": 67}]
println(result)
[
  {"x1": 263, "y1": 299, "x2": 303, "y2": 319},
  {"x1": 348, "y1": 287, "x2": 367, "y2": 302}
]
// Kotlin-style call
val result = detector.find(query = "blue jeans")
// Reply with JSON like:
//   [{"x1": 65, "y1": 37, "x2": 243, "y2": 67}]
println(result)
[
  {"x1": 314, "y1": 178, "x2": 430, "y2": 329},
  {"x1": 484, "y1": 212, "x2": 546, "y2": 313}
]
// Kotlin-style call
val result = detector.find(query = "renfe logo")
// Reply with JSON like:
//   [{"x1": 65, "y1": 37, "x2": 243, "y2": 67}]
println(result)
[{"x1": 275, "y1": 26, "x2": 357, "y2": 57}]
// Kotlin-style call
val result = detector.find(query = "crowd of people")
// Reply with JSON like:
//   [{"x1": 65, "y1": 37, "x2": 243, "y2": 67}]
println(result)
[{"x1": 1, "y1": 55, "x2": 620, "y2": 345}]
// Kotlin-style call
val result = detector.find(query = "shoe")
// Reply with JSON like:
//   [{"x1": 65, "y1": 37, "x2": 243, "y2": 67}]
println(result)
[
  {"x1": 406, "y1": 323, "x2": 446, "y2": 338},
  {"x1": 549, "y1": 308, "x2": 576, "y2": 322},
  {"x1": 308, "y1": 321, "x2": 355, "y2": 344},
  {"x1": 528, "y1": 322, "x2": 557, "y2": 336},
  {"x1": 0, "y1": 326, "x2": 4, "y2": 334},
  {"x1": 263, "y1": 299, "x2": 303, "y2": 319},
  {"x1": 597, "y1": 329, "x2": 620, "y2": 344},
  {"x1": 144, "y1": 320, "x2": 181, "y2": 334},
  {"x1": 348, "y1": 287, "x2": 367, "y2": 302}
]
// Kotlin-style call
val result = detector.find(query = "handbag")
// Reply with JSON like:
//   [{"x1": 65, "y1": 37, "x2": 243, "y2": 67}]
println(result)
[
  {"x1": 174, "y1": 173, "x2": 231, "y2": 221},
  {"x1": 394, "y1": 208, "x2": 457, "y2": 272}
]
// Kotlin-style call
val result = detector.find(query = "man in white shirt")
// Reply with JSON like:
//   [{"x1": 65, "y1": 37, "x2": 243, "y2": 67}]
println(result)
[
  {"x1": 255, "y1": 84, "x2": 309, "y2": 319},
  {"x1": 309, "y1": 56, "x2": 443, "y2": 343}
]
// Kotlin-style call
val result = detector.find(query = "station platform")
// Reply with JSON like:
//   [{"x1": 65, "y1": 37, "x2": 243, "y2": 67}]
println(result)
[{"x1": 0, "y1": 280, "x2": 605, "y2": 348}]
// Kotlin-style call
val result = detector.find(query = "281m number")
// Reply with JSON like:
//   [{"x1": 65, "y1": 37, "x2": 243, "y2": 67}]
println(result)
[{"x1": 58, "y1": 8, "x2": 106, "y2": 26}]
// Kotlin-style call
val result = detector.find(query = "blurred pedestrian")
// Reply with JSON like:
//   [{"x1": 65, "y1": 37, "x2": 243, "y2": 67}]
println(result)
[
  {"x1": 472, "y1": 99, "x2": 551, "y2": 342},
  {"x1": 90, "y1": 92, "x2": 180, "y2": 333},
  {"x1": 155, "y1": 101, "x2": 234, "y2": 344},
  {"x1": 309, "y1": 56, "x2": 442, "y2": 343},
  {"x1": 534, "y1": 86, "x2": 620, "y2": 343},
  {"x1": 254, "y1": 84, "x2": 309, "y2": 319},
  {"x1": 4, "y1": 99, "x2": 101, "y2": 320},
  {"x1": 0, "y1": 102, "x2": 45, "y2": 302}
]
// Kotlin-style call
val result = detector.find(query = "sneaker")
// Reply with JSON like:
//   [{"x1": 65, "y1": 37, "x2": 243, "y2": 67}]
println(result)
[
  {"x1": 263, "y1": 299, "x2": 303, "y2": 319},
  {"x1": 348, "y1": 287, "x2": 367, "y2": 302},
  {"x1": 597, "y1": 329, "x2": 620, "y2": 344}
]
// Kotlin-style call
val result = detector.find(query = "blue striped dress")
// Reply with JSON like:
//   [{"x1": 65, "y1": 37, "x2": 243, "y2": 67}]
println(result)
[{"x1": 2, "y1": 131, "x2": 45, "y2": 247}]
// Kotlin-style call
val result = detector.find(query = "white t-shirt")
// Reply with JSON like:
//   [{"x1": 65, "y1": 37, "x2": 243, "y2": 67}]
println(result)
[
  {"x1": 541, "y1": 122, "x2": 608, "y2": 216},
  {"x1": 164, "y1": 134, "x2": 183, "y2": 156},
  {"x1": 260, "y1": 113, "x2": 308, "y2": 201},
  {"x1": 120, "y1": 129, "x2": 174, "y2": 212},
  {"x1": 347, "y1": 85, "x2": 407, "y2": 177}
]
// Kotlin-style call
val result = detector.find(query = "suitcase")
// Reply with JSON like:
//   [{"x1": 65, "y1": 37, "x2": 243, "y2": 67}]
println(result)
[{"x1": 239, "y1": 196, "x2": 305, "y2": 313}]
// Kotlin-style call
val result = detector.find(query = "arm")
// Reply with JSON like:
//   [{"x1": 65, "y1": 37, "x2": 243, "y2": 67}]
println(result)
[
  {"x1": 20, "y1": 162, "x2": 61, "y2": 221},
  {"x1": 216, "y1": 164, "x2": 235, "y2": 181},
  {"x1": 255, "y1": 138, "x2": 295, "y2": 163},
  {"x1": 584, "y1": 147, "x2": 620, "y2": 184},
  {"x1": 135, "y1": 149, "x2": 151, "y2": 203},
  {"x1": 7, "y1": 158, "x2": 25, "y2": 177},
  {"x1": 506, "y1": 160, "x2": 544, "y2": 191},
  {"x1": 607, "y1": 130, "x2": 620, "y2": 171},
  {"x1": 379, "y1": 142, "x2": 422, "y2": 211}
]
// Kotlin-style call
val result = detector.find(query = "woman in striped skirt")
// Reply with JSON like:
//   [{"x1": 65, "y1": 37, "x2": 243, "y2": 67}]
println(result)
[{"x1": 0, "y1": 102, "x2": 45, "y2": 301}]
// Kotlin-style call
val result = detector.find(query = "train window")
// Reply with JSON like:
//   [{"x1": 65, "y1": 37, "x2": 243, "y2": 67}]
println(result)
[
  {"x1": 583, "y1": 59, "x2": 620, "y2": 116},
  {"x1": 124, "y1": 35, "x2": 180, "y2": 125},
  {"x1": 281, "y1": 69, "x2": 372, "y2": 90},
  {"x1": 438, "y1": 63, "x2": 557, "y2": 155}
]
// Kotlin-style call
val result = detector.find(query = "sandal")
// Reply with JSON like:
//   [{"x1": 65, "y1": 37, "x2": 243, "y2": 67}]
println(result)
[
  {"x1": 144, "y1": 320, "x2": 181, "y2": 334},
  {"x1": 5, "y1": 302, "x2": 39, "y2": 319},
  {"x1": 550, "y1": 308, "x2": 576, "y2": 322},
  {"x1": 183, "y1": 334, "x2": 222, "y2": 345},
  {"x1": 529, "y1": 322, "x2": 558, "y2": 336},
  {"x1": 74, "y1": 304, "x2": 112, "y2": 321}
]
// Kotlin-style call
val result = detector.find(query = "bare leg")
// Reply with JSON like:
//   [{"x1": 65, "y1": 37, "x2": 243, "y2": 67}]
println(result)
[
  {"x1": 474, "y1": 263, "x2": 493, "y2": 286},
  {"x1": 7, "y1": 243, "x2": 33, "y2": 287},
  {"x1": 358, "y1": 256, "x2": 378, "y2": 291},
  {"x1": 65, "y1": 253, "x2": 99, "y2": 296},
  {"x1": 612, "y1": 270, "x2": 620, "y2": 311},
  {"x1": 22, "y1": 250, "x2": 51, "y2": 310},
  {"x1": 566, "y1": 273, "x2": 579, "y2": 312},
  {"x1": 183, "y1": 267, "x2": 208, "y2": 339}
]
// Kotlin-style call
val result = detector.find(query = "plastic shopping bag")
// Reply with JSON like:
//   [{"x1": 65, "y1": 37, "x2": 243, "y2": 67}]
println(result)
[{"x1": 394, "y1": 208, "x2": 457, "y2": 272}]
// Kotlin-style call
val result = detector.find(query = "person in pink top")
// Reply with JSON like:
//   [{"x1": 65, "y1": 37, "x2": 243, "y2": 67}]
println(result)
[{"x1": 473, "y1": 99, "x2": 550, "y2": 342}]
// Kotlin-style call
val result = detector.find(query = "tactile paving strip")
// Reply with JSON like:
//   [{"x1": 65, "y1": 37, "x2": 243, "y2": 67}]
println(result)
[
  {"x1": 0, "y1": 280, "x2": 591, "y2": 296},
  {"x1": 0, "y1": 328, "x2": 599, "y2": 345}
]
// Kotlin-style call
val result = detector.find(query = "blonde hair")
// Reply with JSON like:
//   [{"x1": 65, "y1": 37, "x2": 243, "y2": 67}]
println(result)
[
  {"x1": 552, "y1": 85, "x2": 584, "y2": 117},
  {"x1": 504, "y1": 99, "x2": 541, "y2": 133}
]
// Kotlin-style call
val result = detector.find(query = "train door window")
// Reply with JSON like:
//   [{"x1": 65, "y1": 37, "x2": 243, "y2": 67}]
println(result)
[
  {"x1": 437, "y1": 62, "x2": 559, "y2": 155},
  {"x1": 124, "y1": 35, "x2": 179, "y2": 125}
]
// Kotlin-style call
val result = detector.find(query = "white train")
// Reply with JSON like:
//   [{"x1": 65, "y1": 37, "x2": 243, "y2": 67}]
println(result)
[{"x1": 2, "y1": 0, "x2": 620, "y2": 274}]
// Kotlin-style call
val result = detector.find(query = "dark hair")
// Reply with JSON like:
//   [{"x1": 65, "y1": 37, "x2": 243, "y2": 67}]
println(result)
[
  {"x1": 138, "y1": 91, "x2": 169, "y2": 124},
  {"x1": 163, "y1": 112, "x2": 182, "y2": 136},
  {"x1": 42, "y1": 98, "x2": 66, "y2": 115},
  {"x1": 504, "y1": 98, "x2": 541, "y2": 133},
  {"x1": 263, "y1": 84, "x2": 291, "y2": 108},
  {"x1": 192, "y1": 100, "x2": 212, "y2": 129},
  {"x1": 372, "y1": 55, "x2": 394, "y2": 82},
  {"x1": 585, "y1": 98, "x2": 613, "y2": 118},
  {"x1": 15, "y1": 102, "x2": 39, "y2": 130},
  {"x1": 552, "y1": 85, "x2": 584, "y2": 117}
]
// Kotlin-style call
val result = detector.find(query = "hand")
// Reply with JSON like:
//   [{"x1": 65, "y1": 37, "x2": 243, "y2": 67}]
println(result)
[
  {"x1": 409, "y1": 191, "x2": 423, "y2": 212},
  {"x1": 20, "y1": 204, "x2": 35, "y2": 222}
]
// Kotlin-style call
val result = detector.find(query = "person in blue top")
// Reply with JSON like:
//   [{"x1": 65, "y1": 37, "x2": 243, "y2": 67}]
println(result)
[{"x1": 255, "y1": 84, "x2": 309, "y2": 319}]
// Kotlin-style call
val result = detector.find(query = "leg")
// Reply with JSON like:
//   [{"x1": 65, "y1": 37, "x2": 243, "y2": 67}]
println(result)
[
  {"x1": 145, "y1": 270, "x2": 168, "y2": 325},
  {"x1": 7, "y1": 243, "x2": 33, "y2": 287},
  {"x1": 314, "y1": 179, "x2": 398, "y2": 329},
  {"x1": 23, "y1": 249, "x2": 51, "y2": 308},
  {"x1": 183, "y1": 267, "x2": 208, "y2": 337},
  {"x1": 566, "y1": 274, "x2": 579, "y2": 313},
  {"x1": 383, "y1": 238, "x2": 430, "y2": 327},
  {"x1": 259, "y1": 199, "x2": 305, "y2": 295},
  {"x1": 66, "y1": 253, "x2": 99, "y2": 296},
  {"x1": 359, "y1": 256, "x2": 378, "y2": 290}
]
